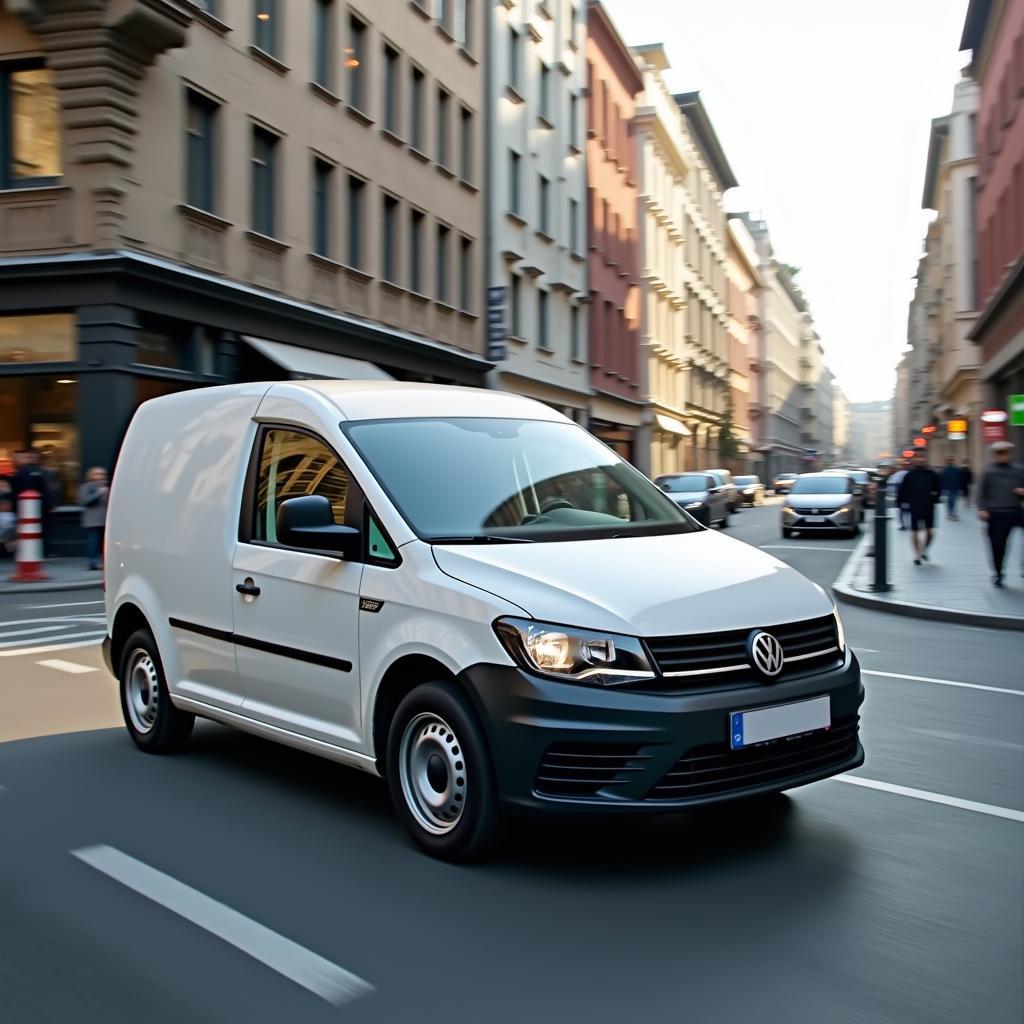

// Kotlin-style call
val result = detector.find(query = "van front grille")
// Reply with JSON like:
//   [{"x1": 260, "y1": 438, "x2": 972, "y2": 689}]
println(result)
[{"x1": 534, "y1": 743, "x2": 650, "y2": 798}]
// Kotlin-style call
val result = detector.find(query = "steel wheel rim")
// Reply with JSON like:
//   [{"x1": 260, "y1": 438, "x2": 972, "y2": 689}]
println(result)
[
  {"x1": 125, "y1": 649, "x2": 159, "y2": 734},
  {"x1": 398, "y1": 712, "x2": 467, "y2": 835}
]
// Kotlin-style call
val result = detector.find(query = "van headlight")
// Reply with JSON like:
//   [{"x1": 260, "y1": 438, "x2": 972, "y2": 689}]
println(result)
[
  {"x1": 833, "y1": 609, "x2": 846, "y2": 653},
  {"x1": 783, "y1": 505, "x2": 798, "y2": 518},
  {"x1": 494, "y1": 617, "x2": 656, "y2": 687}
]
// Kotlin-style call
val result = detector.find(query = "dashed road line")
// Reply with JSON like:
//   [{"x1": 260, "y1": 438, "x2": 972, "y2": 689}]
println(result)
[
  {"x1": 863, "y1": 669, "x2": 1024, "y2": 697},
  {"x1": 71, "y1": 846, "x2": 375, "y2": 1007},
  {"x1": 0, "y1": 637, "x2": 105, "y2": 658},
  {"x1": 22, "y1": 600, "x2": 105, "y2": 610},
  {"x1": 0, "y1": 630, "x2": 106, "y2": 651},
  {"x1": 0, "y1": 625, "x2": 67, "y2": 639},
  {"x1": 36, "y1": 659, "x2": 98, "y2": 675},
  {"x1": 835, "y1": 775, "x2": 1024, "y2": 823}
]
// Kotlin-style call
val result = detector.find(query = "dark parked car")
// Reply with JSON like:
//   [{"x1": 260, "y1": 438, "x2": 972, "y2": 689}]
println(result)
[
  {"x1": 772, "y1": 472, "x2": 799, "y2": 495},
  {"x1": 705, "y1": 469, "x2": 740, "y2": 513},
  {"x1": 655, "y1": 473, "x2": 729, "y2": 528},
  {"x1": 734, "y1": 475, "x2": 766, "y2": 507}
]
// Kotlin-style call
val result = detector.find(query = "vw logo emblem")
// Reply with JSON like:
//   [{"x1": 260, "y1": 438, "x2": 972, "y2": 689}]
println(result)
[{"x1": 748, "y1": 630, "x2": 784, "y2": 678}]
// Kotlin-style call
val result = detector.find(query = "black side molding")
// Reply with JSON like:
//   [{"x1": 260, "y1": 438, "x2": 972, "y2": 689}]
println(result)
[{"x1": 168, "y1": 618, "x2": 352, "y2": 673}]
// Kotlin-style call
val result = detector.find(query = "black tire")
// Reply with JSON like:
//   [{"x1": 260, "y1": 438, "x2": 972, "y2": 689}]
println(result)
[
  {"x1": 386, "y1": 680, "x2": 500, "y2": 862},
  {"x1": 118, "y1": 628, "x2": 194, "y2": 753},
  {"x1": 782, "y1": 527, "x2": 793, "y2": 539}
]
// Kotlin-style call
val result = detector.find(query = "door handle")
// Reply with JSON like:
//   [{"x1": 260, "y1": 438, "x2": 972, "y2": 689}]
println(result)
[{"x1": 236, "y1": 580, "x2": 261, "y2": 597}]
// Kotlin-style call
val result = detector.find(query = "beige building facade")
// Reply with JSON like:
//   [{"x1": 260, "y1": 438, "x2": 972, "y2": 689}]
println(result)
[
  {"x1": 0, "y1": 0, "x2": 487, "y2": 532},
  {"x1": 725, "y1": 216, "x2": 762, "y2": 471}
]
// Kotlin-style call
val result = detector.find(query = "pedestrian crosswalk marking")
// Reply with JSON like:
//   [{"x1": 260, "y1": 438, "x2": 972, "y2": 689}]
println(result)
[
  {"x1": 0, "y1": 624, "x2": 67, "y2": 639},
  {"x1": 36, "y1": 659, "x2": 98, "y2": 675},
  {"x1": 0, "y1": 636, "x2": 106, "y2": 658}
]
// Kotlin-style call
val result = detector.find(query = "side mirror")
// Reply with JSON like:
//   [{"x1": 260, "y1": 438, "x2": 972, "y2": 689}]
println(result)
[{"x1": 276, "y1": 495, "x2": 361, "y2": 559}]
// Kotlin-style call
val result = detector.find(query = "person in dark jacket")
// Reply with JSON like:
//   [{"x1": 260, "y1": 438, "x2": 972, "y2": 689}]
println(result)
[
  {"x1": 939, "y1": 455, "x2": 961, "y2": 520},
  {"x1": 977, "y1": 441, "x2": 1024, "y2": 588},
  {"x1": 6, "y1": 449, "x2": 55, "y2": 558},
  {"x1": 897, "y1": 451, "x2": 941, "y2": 565},
  {"x1": 959, "y1": 461, "x2": 974, "y2": 507}
]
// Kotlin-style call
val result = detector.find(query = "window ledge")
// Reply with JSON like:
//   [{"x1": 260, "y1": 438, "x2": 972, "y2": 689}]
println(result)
[
  {"x1": 506, "y1": 211, "x2": 527, "y2": 227},
  {"x1": 457, "y1": 309, "x2": 479, "y2": 321},
  {"x1": 409, "y1": 146, "x2": 431, "y2": 163},
  {"x1": 458, "y1": 46, "x2": 478, "y2": 66},
  {"x1": 380, "y1": 279, "x2": 406, "y2": 296},
  {"x1": 537, "y1": 345, "x2": 555, "y2": 355},
  {"x1": 181, "y1": 2, "x2": 231, "y2": 34},
  {"x1": 537, "y1": 114, "x2": 555, "y2": 131},
  {"x1": 309, "y1": 81, "x2": 340, "y2": 106},
  {"x1": 381, "y1": 127, "x2": 405, "y2": 147},
  {"x1": 571, "y1": 356, "x2": 587, "y2": 366},
  {"x1": 436, "y1": 165, "x2": 456, "y2": 179},
  {"x1": 435, "y1": 22, "x2": 456, "y2": 43},
  {"x1": 556, "y1": 60, "x2": 571, "y2": 77},
  {"x1": 341, "y1": 264, "x2": 373, "y2": 284},
  {"x1": 568, "y1": 142, "x2": 582, "y2": 156},
  {"x1": 570, "y1": 251, "x2": 585, "y2": 263},
  {"x1": 506, "y1": 84, "x2": 525, "y2": 105},
  {"x1": 308, "y1": 252, "x2": 342, "y2": 272},
  {"x1": 535, "y1": 230, "x2": 555, "y2": 244},
  {"x1": 435, "y1": 300, "x2": 459, "y2": 314},
  {"x1": 248, "y1": 46, "x2": 289, "y2": 76},
  {"x1": 409, "y1": 0, "x2": 431, "y2": 19},
  {"x1": 346, "y1": 106, "x2": 374, "y2": 127},
  {"x1": 408, "y1": 290, "x2": 431, "y2": 304},
  {"x1": 246, "y1": 230, "x2": 289, "y2": 252},
  {"x1": 178, "y1": 204, "x2": 232, "y2": 231},
  {"x1": 459, "y1": 179, "x2": 479, "y2": 194}
]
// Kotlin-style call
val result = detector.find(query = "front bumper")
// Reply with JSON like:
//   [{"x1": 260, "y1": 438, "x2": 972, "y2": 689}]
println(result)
[
  {"x1": 783, "y1": 510, "x2": 853, "y2": 531},
  {"x1": 460, "y1": 652, "x2": 864, "y2": 814}
]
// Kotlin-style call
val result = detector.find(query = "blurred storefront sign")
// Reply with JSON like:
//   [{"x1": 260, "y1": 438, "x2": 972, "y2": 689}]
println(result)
[{"x1": 980, "y1": 408, "x2": 1008, "y2": 443}]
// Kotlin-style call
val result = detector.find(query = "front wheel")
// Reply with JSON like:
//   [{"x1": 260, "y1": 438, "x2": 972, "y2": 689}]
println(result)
[
  {"x1": 782, "y1": 527, "x2": 793, "y2": 539},
  {"x1": 119, "y1": 628, "x2": 194, "y2": 753},
  {"x1": 386, "y1": 681, "x2": 500, "y2": 862}
]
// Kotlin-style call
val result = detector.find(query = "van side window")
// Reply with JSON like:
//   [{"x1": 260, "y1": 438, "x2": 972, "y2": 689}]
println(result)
[
  {"x1": 367, "y1": 514, "x2": 396, "y2": 562},
  {"x1": 255, "y1": 428, "x2": 349, "y2": 543}
]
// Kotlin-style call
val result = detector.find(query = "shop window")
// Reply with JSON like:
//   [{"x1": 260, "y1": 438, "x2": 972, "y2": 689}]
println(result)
[
  {"x1": 1, "y1": 63, "x2": 62, "y2": 188},
  {"x1": 0, "y1": 313, "x2": 74, "y2": 364}
]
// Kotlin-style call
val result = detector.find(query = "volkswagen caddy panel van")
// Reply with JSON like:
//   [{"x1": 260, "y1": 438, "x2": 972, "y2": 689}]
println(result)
[{"x1": 103, "y1": 382, "x2": 864, "y2": 860}]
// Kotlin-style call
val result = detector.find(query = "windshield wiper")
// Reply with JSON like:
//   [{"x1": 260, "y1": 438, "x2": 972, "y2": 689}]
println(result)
[{"x1": 428, "y1": 534, "x2": 536, "y2": 544}]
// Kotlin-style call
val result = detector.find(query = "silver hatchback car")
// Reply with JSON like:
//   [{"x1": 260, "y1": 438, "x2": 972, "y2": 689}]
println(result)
[{"x1": 781, "y1": 473, "x2": 862, "y2": 539}]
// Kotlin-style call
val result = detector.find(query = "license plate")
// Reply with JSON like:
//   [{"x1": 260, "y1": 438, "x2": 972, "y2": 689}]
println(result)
[
  {"x1": 803, "y1": 516, "x2": 827, "y2": 523},
  {"x1": 730, "y1": 696, "x2": 831, "y2": 750}
]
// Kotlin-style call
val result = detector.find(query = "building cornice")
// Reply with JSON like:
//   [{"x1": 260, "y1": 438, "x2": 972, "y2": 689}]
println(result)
[{"x1": 672, "y1": 91, "x2": 738, "y2": 191}]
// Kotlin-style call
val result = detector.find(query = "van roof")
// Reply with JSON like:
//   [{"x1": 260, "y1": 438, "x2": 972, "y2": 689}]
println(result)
[{"x1": 266, "y1": 379, "x2": 570, "y2": 423}]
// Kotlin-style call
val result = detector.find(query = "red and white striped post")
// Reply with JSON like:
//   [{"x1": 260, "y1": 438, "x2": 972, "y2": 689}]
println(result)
[{"x1": 8, "y1": 489, "x2": 49, "y2": 583}]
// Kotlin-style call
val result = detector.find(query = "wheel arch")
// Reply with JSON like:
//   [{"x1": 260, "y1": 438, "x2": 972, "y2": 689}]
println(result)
[{"x1": 110, "y1": 601, "x2": 152, "y2": 675}]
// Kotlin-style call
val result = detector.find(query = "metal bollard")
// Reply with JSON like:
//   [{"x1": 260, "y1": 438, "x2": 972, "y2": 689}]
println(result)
[
  {"x1": 8, "y1": 489, "x2": 50, "y2": 583},
  {"x1": 872, "y1": 485, "x2": 890, "y2": 593}
]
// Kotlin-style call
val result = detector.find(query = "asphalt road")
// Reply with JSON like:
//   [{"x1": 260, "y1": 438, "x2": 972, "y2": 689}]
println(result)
[{"x1": 1, "y1": 504, "x2": 1021, "y2": 1023}]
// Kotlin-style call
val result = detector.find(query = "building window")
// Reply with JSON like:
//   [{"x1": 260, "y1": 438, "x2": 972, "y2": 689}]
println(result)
[
  {"x1": 539, "y1": 61, "x2": 550, "y2": 121},
  {"x1": 410, "y1": 208, "x2": 425, "y2": 293},
  {"x1": 0, "y1": 63, "x2": 62, "y2": 188},
  {"x1": 347, "y1": 174, "x2": 365, "y2": 268},
  {"x1": 312, "y1": 157, "x2": 332, "y2": 257},
  {"x1": 185, "y1": 90, "x2": 216, "y2": 212},
  {"x1": 508, "y1": 149, "x2": 521, "y2": 214},
  {"x1": 348, "y1": 15, "x2": 367, "y2": 112},
  {"x1": 410, "y1": 66, "x2": 425, "y2": 151},
  {"x1": 437, "y1": 0, "x2": 452, "y2": 35},
  {"x1": 436, "y1": 223, "x2": 450, "y2": 303},
  {"x1": 508, "y1": 27, "x2": 520, "y2": 91},
  {"x1": 569, "y1": 92, "x2": 578, "y2": 148},
  {"x1": 538, "y1": 289, "x2": 549, "y2": 349},
  {"x1": 0, "y1": 313, "x2": 75, "y2": 364},
  {"x1": 459, "y1": 106, "x2": 472, "y2": 182},
  {"x1": 568, "y1": 197, "x2": 578, "y2": 252},
  {"x1": 570, "y1": 304, "x2": 580, "y2": 361},
  {"x1": 253, "y1": 0, "x2": 278, "y2": 55},
  {"x1": 539, "y1": 174, "x2": 550, "y2": 234},
  {"x1": 436, "y1": 87, "x2": 450, "y2": 168},
  {"x1": 313, "y1": 0, "x2": 335, "y2": 89},
  {"x1": 459, "y1": 236, "x2": 472, "y2": 311},
  {"x1": 251, "y1": 126, "x2": 278, "y2": 237},
  {"x1": 510, "y1": 272, "x2": 521, "y2": 337},
  {"x1": 382, "y1": 44, "x2": 400, "y2": 135},
  {"x1": 454, "y1": 0, "x2": 470, "y2": 49},
  {"x1": 382, "y1": 193, "x2": 399, "y2": 283}
]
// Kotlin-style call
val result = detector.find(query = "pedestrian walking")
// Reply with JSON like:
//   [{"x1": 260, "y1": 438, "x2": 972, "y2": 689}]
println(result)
[
  {"x1": 977, "y1": 441, "x2": 1024, "y2": 588},
  {"x1": 896, "y1": 451, "x2": 940, "y2": 565},
  {"x1": 959, "y1": 460, "x2": 974, "y2": 507},
  {"x1": 889, "y1": 460, "x2": 911, "y2": 530},
  {"x1": 6, "y1": 450, "x2": 53, "y2": 552},
  {"x1": 939, "y1": 455, "x2": 961, "y2": 520},
  {"x1": 77, "y1": 467, "x2": 109, "y2": 571}
]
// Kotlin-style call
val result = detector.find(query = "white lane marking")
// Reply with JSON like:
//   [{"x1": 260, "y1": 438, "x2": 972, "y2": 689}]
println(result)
[
  {"x1": 854, "y1": 648, "x2": 881, "y2": 654},
  {"x1": 761, "y1": 545, "x2": 854, "y2": 553},
  {"x1": 71, "y1": 846, "x2": 374, "y2": 1007},
  {"x1": 36, "y1": 658, "x2": 98, "y2": 675},
  {"x1": 0, "y1": 629, "x2": 105, "y2": 650},
  {"x1": 0, "y1": 615, "x2": 107, "y2": 628},
  {"x1": 835, "y1": 775, "x2": 1024, "y2": 824},
  {"x1": 23, "y1": 600, "x2": 105, "y2": 610},
  {"x1": 908, "y1": 727, "x2": 1024, "y2": 752},
  {"x1": 864, "y1": 669, "x2": 1024, "y2": 698},
  {"x1": 0, "y1": 636, "x2": 105, "y2": 658},
  {"x1": 0, "y1": 624, "x2": 67, "y2": 639}
]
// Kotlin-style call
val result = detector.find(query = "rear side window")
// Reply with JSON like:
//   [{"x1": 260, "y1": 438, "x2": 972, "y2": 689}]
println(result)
[{"x1": 254, "y1": 428, "x2": 350, "y2": 543}]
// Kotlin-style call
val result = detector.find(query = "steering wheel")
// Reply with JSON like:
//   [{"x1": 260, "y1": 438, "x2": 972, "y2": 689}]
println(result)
[{"x1": 539, "y1": 497, "x2": 576, "y2": 514}]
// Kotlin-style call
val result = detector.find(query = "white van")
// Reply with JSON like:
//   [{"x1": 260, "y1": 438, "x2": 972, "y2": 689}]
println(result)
[{"x1": 103, "y1": 381, "x2": 863, "y2": 860}]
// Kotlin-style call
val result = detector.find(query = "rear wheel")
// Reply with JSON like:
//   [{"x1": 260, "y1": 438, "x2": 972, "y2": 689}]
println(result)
[
  {"x1": 119, "y1": 628, "x2": 194, "y2": 753},
  {"x1": 386, "y1": 681, "x2": 500, "y2": 862}
]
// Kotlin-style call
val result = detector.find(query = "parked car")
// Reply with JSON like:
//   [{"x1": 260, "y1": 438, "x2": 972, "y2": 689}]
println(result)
[
  {"x1": 104, "y1": 381, "x2": 863, "y2": 861},
  {"x1": 772, "y1": 472, "x2": 799, "y2": 495},
  {"x1": 781, "y1": 473, "x2": 862, "y2": 538},
  {"x1": 823, "y1": 468, "x2": 875, "y2": 508},
  {"x1": 655, "y1": 473, "x2": 729, "y2": 527},
  {"x1": 734, "y1": 475, "x2": 766, "y2": 507},
  {"x1": 705, "y1": 469, "x2": 740, "y2": 512}
]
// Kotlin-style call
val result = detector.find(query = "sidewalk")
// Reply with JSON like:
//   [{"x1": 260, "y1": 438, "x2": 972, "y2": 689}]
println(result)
[
  {"x1": 0, "y1": 558, "x2": 102, "y2": 595},
  {"x1": 834, "y1": 509, "x2": 1024, "y2": 630}
]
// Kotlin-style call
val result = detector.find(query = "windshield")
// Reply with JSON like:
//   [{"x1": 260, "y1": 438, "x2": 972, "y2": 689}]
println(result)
[
  {"x1": 735, "y1": 476, "x2": 758, "y2": 486},
  {"x1": 659, "y1": 474, "x2": 708, "y2": 493},
  {"x1": 345, "y1": 418, "x2": 698, "y2": 542},
  {"x1": 790, "y1": 476, "x2": 850, "y2": 495},
  {"x1": 850, "y1": 471, "x2": 869, "y2": 483}
]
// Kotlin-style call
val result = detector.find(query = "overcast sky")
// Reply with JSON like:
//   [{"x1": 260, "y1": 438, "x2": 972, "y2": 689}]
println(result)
[{"x1": 602, "y1": 0, "x2": 970, "y2": 403}]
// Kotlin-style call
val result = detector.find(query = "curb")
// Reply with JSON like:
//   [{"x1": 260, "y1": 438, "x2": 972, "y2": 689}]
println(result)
[
  {"x1": 0, "y1": 578, "x2": 101, "y2": 596},
  {"x1": 832, "y1": 529, "x2": 1024, "y2": 632}
]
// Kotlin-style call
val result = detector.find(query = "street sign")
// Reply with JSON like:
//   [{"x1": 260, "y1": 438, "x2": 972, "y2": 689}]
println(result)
[
  {"x1": 902, "y1": 450, "x2": 916, "y2": 459},
  {"x1": 1010, "y1": 395, "x2": 1024, "y2": 428},
  {"x1": 922, "y1": 424, "x2": 936, "y2": 435},
  {"x1": 947, "y1": 417, "x2": 968, "y2": 440},
  {"x1": 912, "y1": 436, "x2": 927, "y2": 448},
  {"x1": 981, "y1": 408, "x2": 1008, "y2": 443},
  {"x1": 486, "y1": 286, "x2": 507, "y2": 363}
]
